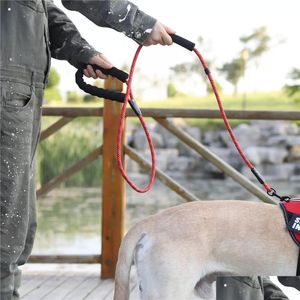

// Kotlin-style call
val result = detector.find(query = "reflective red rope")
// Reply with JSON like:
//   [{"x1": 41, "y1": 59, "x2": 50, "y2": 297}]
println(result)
[
  {"x1": 116, "y1": 45, "x2": 156, "y2": 193},
  {"x1": 117, "y1": 43, "x2": 276, "y2": 196}
]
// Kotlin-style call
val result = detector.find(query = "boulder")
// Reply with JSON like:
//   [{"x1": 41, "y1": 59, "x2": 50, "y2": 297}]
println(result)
[
  {"x1": 220, "y1": 123, "x2": 262, "y2": 148},
  {"x1": 244, "y1": 147, "x2": 288, "y2": 165},
  {"x1": 132, "y1": 129, "x2": 164, "y2": 150},
  {"x1": 287, "y1": 145, "x2": 300, "y2": 162}
]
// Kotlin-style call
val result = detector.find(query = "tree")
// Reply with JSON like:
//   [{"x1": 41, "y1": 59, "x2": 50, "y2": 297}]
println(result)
[
  {"x1": 167, "y1": 82, "x2": 177, "y2": 98},
  {"x1": 46, "y1": 68, "x2": 60, "y2": 89},
  {"x1": 170, "y1": 37, "x2": 221, "y2": 95},
  {"x1": 240, "y1": 26, "x2": 271, "y2": 62},
  {"x1": 284, "y1": 68, "x2": 300, "y2": 104},
  {"x1": 66, "y1": 91, "x2": 82, "y2": 103},
  {"x1": 219, "y1": 26, "x2": 271, "y2": 95},
  {"x1": 44, "y1": 67, "x2": 62, "y2": 103},
  {"x1": 219, "y1": 58, "x2": 246, "y2": 95}
]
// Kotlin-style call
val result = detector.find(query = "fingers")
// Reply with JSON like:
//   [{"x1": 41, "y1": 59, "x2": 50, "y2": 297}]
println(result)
[
  {"x1": 143, "y1": 22, "x2": 175, "y2": 46},
  {"x1": 84, "y1": 53, "x2": 114, "y2": 79}
]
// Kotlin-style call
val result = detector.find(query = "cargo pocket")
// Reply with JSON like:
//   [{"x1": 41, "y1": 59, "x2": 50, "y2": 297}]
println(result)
[{"x1": 4, "y1": 81, "x2": 34, "y2": 110}]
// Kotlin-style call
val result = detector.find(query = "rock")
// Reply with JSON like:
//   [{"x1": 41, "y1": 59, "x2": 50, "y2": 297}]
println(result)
[
  {"x1": 154, "y1": 125, "x2": 178, "y2": 148},
  {"x1": 271, "y1": 122, "x2": 299, "y2": 135},
  {"x1": 241, "y1": 163, "x2": 295, "y2": 181},
  {"x1": 220, "y1": 123, "x2": 262, "y2": 148},
  {"x1": 145, "y1": 148, "x2": 179, "y2": 172},
  {"x1": 262, "y1": 163, "x2": 295, "y2": 181},
  {"x1": 203, "y1": 130, "x2": 225, "y2": 147},
  {"x1": 177, "y1": 127, "x2": 202, "y2": 156},
  {"x1": 167, "y1": 156, "x2": 198, "y2": 174},
  {"x1": 287, "y1": 145, "x2": 300, "y2": 162},
  {"x1": 243, "y1": 147, "x2": 288, "y2": 165},
  {"x1": 125, "y1": 156, "x2": 141, "y2": 173},
  {"x1": 267, "y1": 135, "x2": 300, "y2": 147},
  {"x1": 132, "y1": 129, "x2": 164, "y2": 150}
]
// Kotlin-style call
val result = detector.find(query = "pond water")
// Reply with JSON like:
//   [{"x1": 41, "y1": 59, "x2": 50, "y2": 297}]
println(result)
[{"x1": 32, "y1": 178, "x2": 300, "y2": 255}]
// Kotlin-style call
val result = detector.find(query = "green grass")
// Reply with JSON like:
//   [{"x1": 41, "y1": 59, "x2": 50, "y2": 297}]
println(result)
[
  {"x1": 45, "y1": 90, "x2": 299, "y2": 110},
  {"x1": 137, "y1": 90, "x2": 298, "y2": 110}
]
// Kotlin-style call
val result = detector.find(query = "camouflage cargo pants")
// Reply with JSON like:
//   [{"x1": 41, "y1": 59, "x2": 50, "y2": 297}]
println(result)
[{"x1": 0, "y1": 67, "x2": 44, "y2": 299}]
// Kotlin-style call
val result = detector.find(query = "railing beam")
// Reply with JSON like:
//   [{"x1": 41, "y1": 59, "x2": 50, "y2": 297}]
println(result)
[
  {"x1": 42, "y1": 107, "x2": 300, "y2": 120},
  {"x1": 29, "y1": 255, "x2": 101, "y2": 264}
]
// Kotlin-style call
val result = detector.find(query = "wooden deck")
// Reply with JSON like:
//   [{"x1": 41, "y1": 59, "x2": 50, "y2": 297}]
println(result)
[{"x1": 19, "y1": 264, "x2": 139, "y2": 300}]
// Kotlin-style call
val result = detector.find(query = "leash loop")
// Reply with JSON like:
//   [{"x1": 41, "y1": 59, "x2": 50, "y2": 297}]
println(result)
[{"x1": 116, "y1": 45, "x2": 156, "y2": 193}]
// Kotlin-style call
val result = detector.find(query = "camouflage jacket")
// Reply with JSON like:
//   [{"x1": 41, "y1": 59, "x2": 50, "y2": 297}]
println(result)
[
  {"x1": 61, "y1": 0, "x2": 157, "y2": 44},
  {"x1": 0, "y1": 0, "x2": 156, "y2": 81}
]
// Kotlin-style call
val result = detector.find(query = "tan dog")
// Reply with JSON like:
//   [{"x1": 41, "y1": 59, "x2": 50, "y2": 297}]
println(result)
[{"x1": 113, "y1": 200, "x2": 299, "y2": 300}]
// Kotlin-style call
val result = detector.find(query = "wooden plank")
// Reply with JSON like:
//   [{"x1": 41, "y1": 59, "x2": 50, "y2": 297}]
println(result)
[
  {"x1": 20, "y1": 274, "x2": 52, "y2": 297},
  {"x1": 84, "y1": 279, "x2": 114, "y2": 300},
  {"x1": 155, "y1": 117, "x2": 276, "y2": 204},
  {"x1": 42, "y1": 107, "x2": 300, "y2": 120},
  {"x1": 28, "y1": 255, "x2": 101, "y2": 264},
  {"x1": 63, "y1": 276, "x2": 101, "y2": 300},
  {"x1": 101, "y1": 77, "x2": 125, "y2": 279},
  {"x1": 22, "y1": 274, "x2": 68, "y2": 300},
  {"x1": 37, "y1": 146, "x2": 102, "y2": 198},
  {"x1": 125, "y1": 145, "x2": 200, "y2": 202},
  {"x1": 40, "y1": 117, "x2": 75, "y2": 142},
  {"x1": 41, "y1": 274, "x2": 95, "y2": 300}
]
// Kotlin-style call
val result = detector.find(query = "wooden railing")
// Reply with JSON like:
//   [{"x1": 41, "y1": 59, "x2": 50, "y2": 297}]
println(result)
[{"x1": 29, "y1": 77, "x2": 300, "y2": 278}]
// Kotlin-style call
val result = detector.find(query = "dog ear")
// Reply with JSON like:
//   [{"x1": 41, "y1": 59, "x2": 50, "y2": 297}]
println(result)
[{"x1": 277, "y1": 276, "x2": 300, "y2": 291}]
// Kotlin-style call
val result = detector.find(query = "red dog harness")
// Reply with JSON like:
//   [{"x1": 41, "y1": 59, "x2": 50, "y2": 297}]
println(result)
[
  {"x1": 280, "y1": 200, "x2": 300, "y2": 246},
  {"x1": 280, "y1": 199, "x2": 300, "y2": 275}
]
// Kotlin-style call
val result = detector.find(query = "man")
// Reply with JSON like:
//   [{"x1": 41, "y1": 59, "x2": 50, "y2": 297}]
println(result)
[{"x1": 0, "y1": 1, "x2": 173, "y2": 299}]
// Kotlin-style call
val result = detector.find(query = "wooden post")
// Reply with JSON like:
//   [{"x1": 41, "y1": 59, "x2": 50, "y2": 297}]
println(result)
[{"x1": 101, "y1": 77, "x2": 125, "y2": 278}]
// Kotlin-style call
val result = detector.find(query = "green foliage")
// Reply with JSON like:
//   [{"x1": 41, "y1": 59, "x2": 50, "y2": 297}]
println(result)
[
  {"x1": 167, "y1": 82, "x2": 177, "y2": 98},
  {"x1": 67, "y1": 90, "x2": 83, "y2": 103},
  {"x1": 44, "y1": 68, "x2": 62, "y2": 103},
  {"x1": 170, "y1": 36, "x2": 218, "y2": 94},
  {"x1": 219, "y1": 58, "x2": 246, "y2": 94},
  {"x1": 240, "y1": 26, "x2": 271, "y2": 60},
  {"x1": 37, "y1": 118, "x2": 102, "y2": 187},
  {"x1": 44, "y1": 87, "x2": 62, "y2": 103},
  {"x1": 284, "y1": 68, "x2": 300, "y2": 104},
  {"x1": 46, "y1": 68, "x2": 60, "y2": 89},
  {"x1": 206, "y1": 80, "x2": 223, "y2": 95}
]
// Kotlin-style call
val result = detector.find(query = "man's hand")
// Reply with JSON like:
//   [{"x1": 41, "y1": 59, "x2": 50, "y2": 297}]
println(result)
[
  {"x1": 84, "y1": 53, "x2": 113, "y2": 79},
  {"x1": 143, "y1": 22, "x2": 175, "y2": 46}
]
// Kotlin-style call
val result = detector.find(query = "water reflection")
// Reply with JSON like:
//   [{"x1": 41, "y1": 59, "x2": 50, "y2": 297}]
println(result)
[{"x1": 33, "y1": 188, "x2": 102, "y2": 254}]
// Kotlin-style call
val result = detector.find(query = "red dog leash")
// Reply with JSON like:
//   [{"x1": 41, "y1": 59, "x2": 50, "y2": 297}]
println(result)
[
  {"x1": 77, "y1": 33, "x2": 299, "y2": 274},
  {"x1": 117, "y1": 35, "x2": 291, "y2": 200}
]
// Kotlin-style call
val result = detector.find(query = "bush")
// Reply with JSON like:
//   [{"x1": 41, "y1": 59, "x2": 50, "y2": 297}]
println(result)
[
  {"x1": 37, "y1": 118, "x2": 103, "y2": 188},
  {"x1": 167, "y1": 82, "x2": 177, "y2": 98}
]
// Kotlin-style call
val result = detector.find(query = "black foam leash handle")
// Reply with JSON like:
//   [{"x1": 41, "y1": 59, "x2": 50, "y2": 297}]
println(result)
[
  {"x1": 75, "y1": 63, "x2": 129, "y2": 102},
  {"x1": 171, "y1": 34, "x2": 195, "y2": 51},
  {"x1": 75, "y1": 68, "x2": 126, "y2": 102},
  {"x1": 92, "y1": 65, "x2": 129, "y2": 83},
  {"x1": 79, "y1": 64, "x2": 129, "y2": 83}
]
